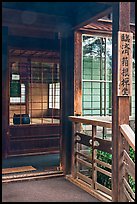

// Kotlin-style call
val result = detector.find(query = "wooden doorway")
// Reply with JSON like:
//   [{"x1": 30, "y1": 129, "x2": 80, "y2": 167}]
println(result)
[{"x1": 3, "y1": 47, "x2": 62, "y2": 174}]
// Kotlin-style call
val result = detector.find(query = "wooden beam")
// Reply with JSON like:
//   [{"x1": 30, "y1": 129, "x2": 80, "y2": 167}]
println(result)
[
  {"x1": 8, "y1": 35, "x2": 59, "y2": 51},
  {"x1": 8, "y1": 26, "x2": 56, "y2": 39},
  {"x1": 112, "y1": 2, "x2": 131, "y2": 202}
]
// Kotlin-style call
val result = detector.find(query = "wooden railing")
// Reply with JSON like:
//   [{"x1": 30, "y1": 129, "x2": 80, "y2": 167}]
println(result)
[
  {"x1": 68, "y1": 116, "x2": 113, "y2": 202},
  {"x1": 68, "y1": 116, "x2": 135, "y2": 202},
  {"x1": 120, "y1": 124, "x2": 135, "y2": 202}
]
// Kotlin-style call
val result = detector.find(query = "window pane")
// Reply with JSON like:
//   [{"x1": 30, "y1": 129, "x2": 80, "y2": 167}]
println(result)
[
  {"x1": 82, "y1": 34, "x2": 134, "y2": 118},
  {"x1": 82, "y1": 35, "x2": 112, "y2": 116}
]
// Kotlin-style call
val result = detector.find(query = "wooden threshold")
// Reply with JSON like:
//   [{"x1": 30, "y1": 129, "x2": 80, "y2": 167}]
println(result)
[
  {"x1": 2, "y1": 166, "x2": 36, "y2": 174},
  {"x1": 2, "y1": 169, "x2": 64, "y2": 183}
]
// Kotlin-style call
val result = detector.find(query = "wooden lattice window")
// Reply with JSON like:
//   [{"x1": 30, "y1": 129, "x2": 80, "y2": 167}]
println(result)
[{"x1": 9, "y1": 50, "x2": 60, "y2": 125}]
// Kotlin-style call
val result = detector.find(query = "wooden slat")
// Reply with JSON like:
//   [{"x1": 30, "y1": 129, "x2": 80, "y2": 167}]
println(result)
[
  {"x1": 77, "y1": 172, "x2": 92, "y2": 185},
  {"x1": 95, "y1": 182, "x2": 112, "y2": 196},
  {"x1": 94, "y1": 137, "x2": 112, "y2": 154},
  {"x1": 95, "y1": 159, "x2": 112, "y2": 170},
  {"x1": 120, "y1": 124, "x2": 135, "y2": 151},
  {"x1": 92, "y1": 125, "x2": 97, "y2": 189},
  {"x1": 76, "y1": 151, "x2": 92, "y2": 161},
  {"x1": 95, "y1": 165, "x2": 112, "y2": 177},
  {"x1": 123, "y1": 150, "x2": 135, "y2": 180},
  {"x1": 77, "y1": 157, "x2": 93, "y2": 168},
  {"x1": 123, "y1": 185, "x2": 134, "y2": 202},
  {"x1": 75, "y1": 132, "x2": 92, "y2": 147},
  {"x1": 123, "y1": 177, "x2": 135, "y2": 200}
]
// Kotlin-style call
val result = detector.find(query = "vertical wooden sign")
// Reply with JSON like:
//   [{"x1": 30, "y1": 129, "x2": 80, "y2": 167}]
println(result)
[{"x1": 117, "y1": 31, "x2": 133, "y2": 96}]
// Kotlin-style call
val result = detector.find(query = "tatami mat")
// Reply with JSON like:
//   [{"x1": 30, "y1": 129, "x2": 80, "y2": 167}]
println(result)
[{"x1": 2, "y1": 166, "x2": 36, "y2": 174}]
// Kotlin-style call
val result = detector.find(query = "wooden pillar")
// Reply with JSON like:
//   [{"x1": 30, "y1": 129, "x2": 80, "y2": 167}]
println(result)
[
  {"x1": 112, "y1": 2, "x2": 131, "y2": 202},
  {"x1": 74, "y1": 31, "x2": 82, "y2": 116},
  {"x1": 60, "y1": 31, "x2": 74, "y2": 175},
  {"x1": 2, "y1": 26, "x2": 9, "y2": 158}
]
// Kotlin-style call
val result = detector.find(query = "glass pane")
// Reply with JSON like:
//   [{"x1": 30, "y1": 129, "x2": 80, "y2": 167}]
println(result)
[
  {"x1": 10, "y1": 81, "x2": 21, "y2": 97},
  {"x1": 9, "y1": 54, "x2": 60, "y2": 125}
]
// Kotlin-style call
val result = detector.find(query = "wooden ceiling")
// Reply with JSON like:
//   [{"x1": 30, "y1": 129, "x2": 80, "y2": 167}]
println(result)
[
  {"x1": 2, "y1": 2, "x2": 134, "y2": 40},
  {"x1": 2, "y1": 2, "x2": 111, "y2": 19},
  {"x1": 2, "y1": 2, "x2": 112, "y2": 32}
]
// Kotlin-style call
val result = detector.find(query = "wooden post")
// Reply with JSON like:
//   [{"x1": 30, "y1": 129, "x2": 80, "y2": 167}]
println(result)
[
  {"x1": 74, "y1": 31, "x2": 82, "y2": 116},
  {"x1": 112, "y1": 2, "x2": 131, "y2": 202},
  {"x1": 2, "y1": 26, "x2": 9, "y2": 158},
  {"x1": 60, "y1": 31, "x2": 75, "y2": 175},
  {"x1": 70, "y1": 31, "x2": 82, "y2": 178},
  {"x1": 92, "y1": 125, "x2": 97, "y2": 189},
  {"x1": 71, "y1": 122, "x2": 81, "y2": 179}
]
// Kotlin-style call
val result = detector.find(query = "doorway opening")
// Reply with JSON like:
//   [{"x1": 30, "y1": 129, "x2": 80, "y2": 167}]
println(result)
[{"x1": 2, "y1": 47, "x2": 63, "y2": 180}]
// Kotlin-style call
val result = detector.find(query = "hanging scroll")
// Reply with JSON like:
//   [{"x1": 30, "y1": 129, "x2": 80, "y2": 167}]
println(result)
[{"x1": 117, "y1": 31, "x2": 133, "y2": 96}]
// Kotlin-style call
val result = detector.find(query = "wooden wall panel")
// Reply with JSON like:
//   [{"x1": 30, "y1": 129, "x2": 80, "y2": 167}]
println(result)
[{"x1": 9, "y1": 125, "x2": 60, "y2": 155}]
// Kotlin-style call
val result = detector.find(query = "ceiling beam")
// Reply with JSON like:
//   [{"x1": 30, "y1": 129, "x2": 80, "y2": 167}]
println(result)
[{"x1": 8, "y1": 26, "x2": 56, "y2": 39}]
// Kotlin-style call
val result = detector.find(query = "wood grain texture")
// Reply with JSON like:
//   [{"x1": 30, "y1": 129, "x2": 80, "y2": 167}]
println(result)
[
  {"x1": 74, "y1": 31, "x2": 82, "y2": 116},
  {"x1": 120, "y1": 124, "x2": 135, "y2": 151},
  {"x1": 2, "y1": 166, "x2": 36, "y2": 174}
]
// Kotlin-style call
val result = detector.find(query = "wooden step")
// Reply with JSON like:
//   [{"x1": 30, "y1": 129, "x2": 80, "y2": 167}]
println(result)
[{"x1": 2, "y1": 166, "x2": 36, "y2": 174}]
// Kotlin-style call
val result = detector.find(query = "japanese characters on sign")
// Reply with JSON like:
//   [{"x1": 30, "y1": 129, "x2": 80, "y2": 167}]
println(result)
[{"x1": 118, "y1": 31, "x2": 133, "y2": 96}]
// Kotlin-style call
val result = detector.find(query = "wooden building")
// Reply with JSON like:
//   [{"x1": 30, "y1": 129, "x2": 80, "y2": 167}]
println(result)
[{"x1": 2, "y1": 2, "x2": 135, "y2": 202}]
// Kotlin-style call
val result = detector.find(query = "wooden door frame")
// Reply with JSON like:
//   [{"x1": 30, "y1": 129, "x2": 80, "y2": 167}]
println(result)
[{"x1": 2, "y1": 26, "x2": 10, "y2": 159}]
